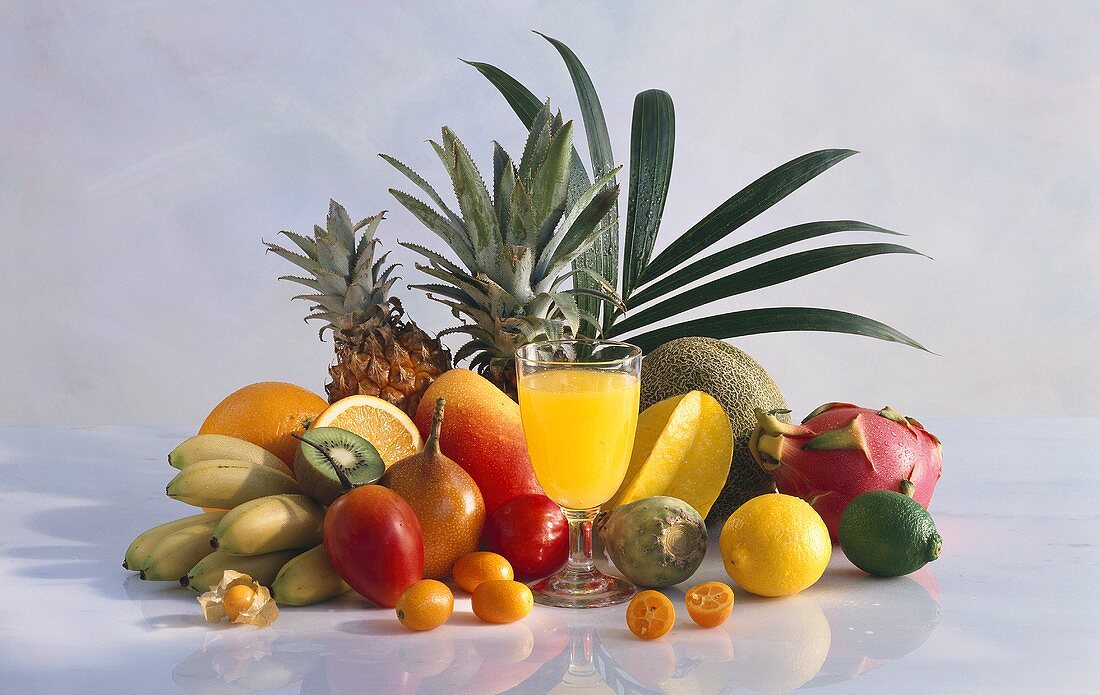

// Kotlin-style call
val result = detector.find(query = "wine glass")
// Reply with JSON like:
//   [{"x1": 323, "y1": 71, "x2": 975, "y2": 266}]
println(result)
[{"x1": 515, "y1": 339, "x2": 642, "y2": 608}]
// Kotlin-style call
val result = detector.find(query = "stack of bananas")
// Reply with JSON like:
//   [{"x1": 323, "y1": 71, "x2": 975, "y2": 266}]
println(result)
[{"x1": 123, "y1": 434, "x2": 349, "y2": 606}]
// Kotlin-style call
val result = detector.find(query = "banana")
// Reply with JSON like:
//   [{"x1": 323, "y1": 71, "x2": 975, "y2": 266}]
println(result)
[
  {"x1": 183, "y1": 548, "x2": 302, "y2": 592},
  {"x1": 271, "y1": 544, "x2": 351, "y2": 606},
  {"x1": 139, "y1": 517, "x2": 222, "y2": 580},
  {"x1": 212, "y1": 494, "x2": 325, "y2": 555},
  {"x1": 166, "y1": 460, "x2": 301, "y2": 509},
  {"x1": 169, "y1": 434, "x2": 292, "y2": 476},
  {"x1": 124, "y1": 511, "x2": 226, "y2": 570}
]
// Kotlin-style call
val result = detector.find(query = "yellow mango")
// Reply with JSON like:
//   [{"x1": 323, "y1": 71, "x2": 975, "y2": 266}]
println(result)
[{"x1": 609, "y1": 391, "x2": 734, "y2": 518}]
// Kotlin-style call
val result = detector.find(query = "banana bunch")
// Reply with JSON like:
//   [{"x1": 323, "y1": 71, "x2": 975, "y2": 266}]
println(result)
[
  {"x1": 166, "y1": 434, "x2": 304, "y2": 509},
  {"x1": 123, "y1": 434, "x2": 349, "y2": 605}
]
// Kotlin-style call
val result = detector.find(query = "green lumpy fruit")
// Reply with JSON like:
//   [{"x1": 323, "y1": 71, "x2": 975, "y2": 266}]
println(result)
[
  {"x1": 839, "y1": 489, "x2": 942, "y2": 577},
  {"x1": 595, "y1": 496, "x2": 707, "y2": 588}
]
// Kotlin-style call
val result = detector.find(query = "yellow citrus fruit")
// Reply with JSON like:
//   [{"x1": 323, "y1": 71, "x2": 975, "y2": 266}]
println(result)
[
  {"x1": 719, "y1": 493, "x2": 831, "y2": 597},
  {"x1": 199, "y1": 382, "x2": 328, "y2": 466},
  {"x1": 685, "y1": 581, "x2": 735, "y2": 628},
  {"x1": 471, "y1": 579, "x2": 533, "y2": 624},
  {"x1": 311, "y1": 395, "x2": 422, "y2": 466},
  {"x1": 395, "y1": 579, "x2": 454, "y2": 631},
  {"x1": 452, "y1": 551, "x2": 514, "y2": 593},
  {"x1": 626, "y1": 590, "x2": 675, "y2": 640}
]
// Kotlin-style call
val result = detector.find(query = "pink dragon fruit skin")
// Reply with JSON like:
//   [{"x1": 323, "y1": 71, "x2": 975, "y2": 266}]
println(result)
[{"x1": 748, "y1": 403, "x2": 942, "y2": 542}]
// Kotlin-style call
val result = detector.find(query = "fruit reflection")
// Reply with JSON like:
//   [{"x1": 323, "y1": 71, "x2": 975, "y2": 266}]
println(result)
[
  {"x1": 172, "y1": 631, "x2": 320, "y2": 694},
  {"x1": 395, "y1": 631, "x2": 456, "y2": 678},
  {"x1": 164, "y1": 566, "x2": 941, "y2": 694},
  {"x1": 807, "y1": 570, "x2": 942, "y2": 687},
  {"x1": 726, "y1": 595, "x2": 832, "y2": 694}
]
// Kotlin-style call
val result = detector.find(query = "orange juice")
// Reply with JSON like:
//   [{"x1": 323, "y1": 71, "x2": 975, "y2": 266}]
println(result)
[{"x1": 517, "y1": 369, "x2": 640, "y2": 509}]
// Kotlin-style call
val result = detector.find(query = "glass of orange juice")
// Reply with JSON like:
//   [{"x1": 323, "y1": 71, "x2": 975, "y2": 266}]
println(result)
[{"x1": 516, "y1": 339, "x2": 642, "y2": 608}]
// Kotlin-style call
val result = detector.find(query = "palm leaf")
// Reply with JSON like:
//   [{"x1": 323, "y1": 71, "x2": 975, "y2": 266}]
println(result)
[
  {"x1": 638, "y1": 149, "x2": 858, "y2": 284},
  {"x1": 462, "y1": 60, "x2": 545, "y2": 129},
  {"x1": 612, "y1": 243, "x2": 925, "y2": 334},
  {"x1": 535, "y1": 32, "x2": 615, "y2": 178},
  {"x1": 629, "y1": 220, "x2": 902, "y2": 307},
  {"x1": 563, "y1": 286, "x2": 627, "y2": 313},
  {"x1": 535, "y1": 33, "x2": 623, "y2": 336},
  {"x1": 622, "y1": 307, "x2": 930, "y2": 353},
  {"x1": 622, "y1": 89, "x2": 675, "y2": 297}
]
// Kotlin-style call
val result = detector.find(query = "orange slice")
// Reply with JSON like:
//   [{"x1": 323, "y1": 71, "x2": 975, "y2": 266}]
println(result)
[{"x1": 311, "y1": 395, "x2": 422, "y2": 466}]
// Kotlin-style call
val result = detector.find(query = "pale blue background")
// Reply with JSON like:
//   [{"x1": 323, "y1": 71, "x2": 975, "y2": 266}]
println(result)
[{"x1": 2, "y1": 1, "x2": 1097, "y2": 425}]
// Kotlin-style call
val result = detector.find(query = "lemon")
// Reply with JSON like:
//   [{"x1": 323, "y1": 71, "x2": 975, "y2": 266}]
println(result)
[{"x1": 719, "y1": 493, "x2": 831, "y2": 597}]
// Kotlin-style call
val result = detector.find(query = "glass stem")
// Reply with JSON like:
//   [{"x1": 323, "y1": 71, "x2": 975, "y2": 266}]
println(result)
[{"x1": 563, "y1": 507, "x2": 598, "y2": 575}]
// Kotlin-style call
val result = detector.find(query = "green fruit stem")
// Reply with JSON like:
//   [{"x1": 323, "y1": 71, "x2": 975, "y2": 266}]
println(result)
[
  {"x1": 425, "y1": 397, "x2": 445, "y2": 455},
  {"x1": 292, "y1": 432, "x2": 354, "y2": 492},
  {"x1": 900, "y1": 479, "x2": 916, "y2": 498}
]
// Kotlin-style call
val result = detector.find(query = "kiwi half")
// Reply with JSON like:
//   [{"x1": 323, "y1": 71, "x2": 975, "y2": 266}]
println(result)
[{"x1": 294, "y1": 427, "x2": 384, "y2": 505}]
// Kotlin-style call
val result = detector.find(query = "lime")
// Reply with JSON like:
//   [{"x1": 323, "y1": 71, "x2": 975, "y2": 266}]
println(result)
[
  {"x1": 719, "y1": 493, "x2": 831, "y2": 597},
  {"x1": 839, "y1": 488, "x2": 942, "y2": 577}
]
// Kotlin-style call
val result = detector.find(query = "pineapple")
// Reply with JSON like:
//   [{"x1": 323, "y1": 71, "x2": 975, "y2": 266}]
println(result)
[
  {"x1": 382, "y1": 101, "x2": 623, "y2": 397},
  {"x1": 266, "y1": 201, "x2": 452, "y2": 416}
]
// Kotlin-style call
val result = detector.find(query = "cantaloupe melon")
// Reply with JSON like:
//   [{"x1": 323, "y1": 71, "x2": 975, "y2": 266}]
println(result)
[{"x1": 639, "y1": 337, "x2": 790, "y2": 524}]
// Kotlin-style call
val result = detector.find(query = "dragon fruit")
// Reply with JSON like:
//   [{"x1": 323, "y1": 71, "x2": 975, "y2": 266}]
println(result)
[{"x1": 748, "y1": 403, "x2": 942, "y2": 542}]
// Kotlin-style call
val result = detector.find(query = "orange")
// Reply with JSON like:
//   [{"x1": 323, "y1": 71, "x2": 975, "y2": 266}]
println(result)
[
  {"x1": 311, "y1": 395, "x2": 422, "y2": 467},
  {"x1": 395, "y1": 579, "x2": 454, "y2": 631},
  {"x1": 452, "y1": 551, "x2": 513, "y2": 593},
  {"x1": 199, "y1": 382, "x2": 327, "y2": 467},
  {"x1": 685, "y1": 581, "x2": 735, "y2": 628},
  {"x1": 471, "y1": 580, "x2": 533, "y2": 624},
  {"x1": 627, "y1": 590, "x2": 675, "y2": 640}
]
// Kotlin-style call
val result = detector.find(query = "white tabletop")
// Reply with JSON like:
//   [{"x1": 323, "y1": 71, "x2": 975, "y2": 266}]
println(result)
[{"x1": 1, "y1": 420, "x2": 1097, "y2": 694}]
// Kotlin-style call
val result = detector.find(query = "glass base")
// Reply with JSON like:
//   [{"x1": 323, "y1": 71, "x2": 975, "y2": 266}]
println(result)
[{"x1": 529, "y1": 566, "x2": 636, "y2": 609}]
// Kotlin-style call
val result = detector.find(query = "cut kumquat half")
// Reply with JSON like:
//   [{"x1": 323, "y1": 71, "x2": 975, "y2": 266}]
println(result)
[
  {"x1": 685, "y1": 581, "x2": 735, "y2": 628},
  {"x1": 626, "y1": 590, "x2": 675, "y2": 640}
]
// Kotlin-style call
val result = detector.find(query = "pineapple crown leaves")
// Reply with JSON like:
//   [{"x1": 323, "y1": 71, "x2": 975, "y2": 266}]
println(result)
[
  {"x1": 265, "y1": 200, "x2": 403, "y2": 337},
  {"x1": 382, "y1": 100, "x2": 623, "y2": 372}
]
